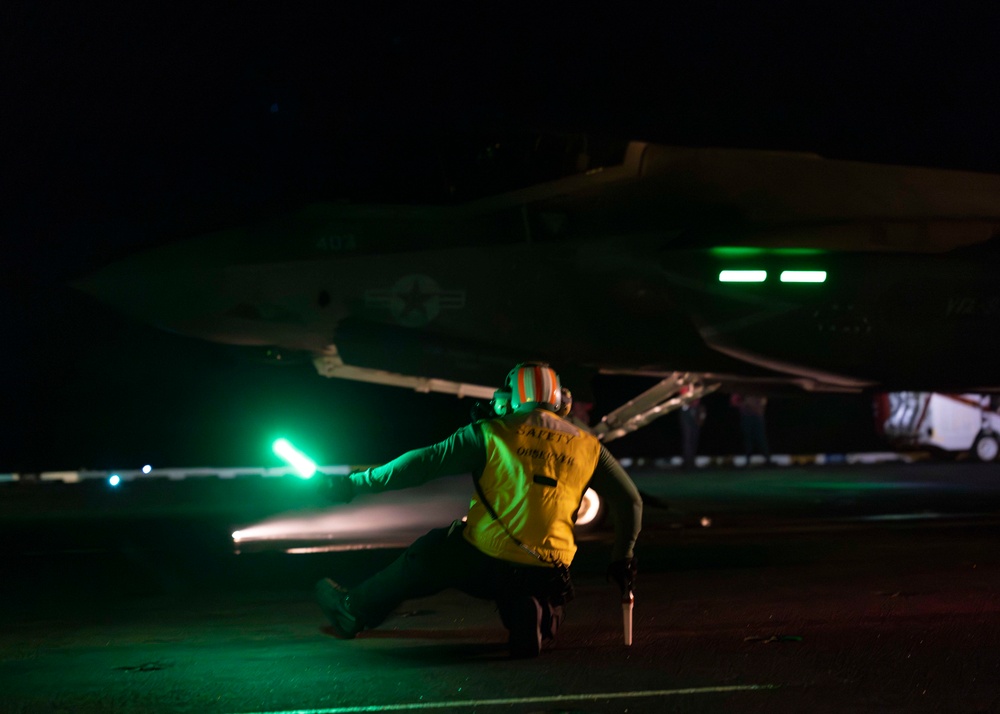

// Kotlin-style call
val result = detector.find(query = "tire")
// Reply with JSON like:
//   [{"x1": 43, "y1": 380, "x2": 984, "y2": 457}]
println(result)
[
  {"x1": 574, "y1": 488, "x2": 606, "y2": 532},
  {"x1": 973, "y1": 432, "x2": 1000, "y2": 462}
]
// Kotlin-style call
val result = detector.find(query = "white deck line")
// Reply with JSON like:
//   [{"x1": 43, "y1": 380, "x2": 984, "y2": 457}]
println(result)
[{"x1": 229, "y1": 683, "x2": 778, "y2": 714}]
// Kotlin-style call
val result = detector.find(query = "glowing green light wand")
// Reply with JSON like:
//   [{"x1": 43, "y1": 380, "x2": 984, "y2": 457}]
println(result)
[{"x1": 272, "y1": 438, "x2": 317, "y2": 479}]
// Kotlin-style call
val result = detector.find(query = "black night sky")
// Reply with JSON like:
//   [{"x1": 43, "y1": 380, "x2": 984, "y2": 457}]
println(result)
[{"x1": 3, "y1": 4, "x2": 999, "y2": 472}]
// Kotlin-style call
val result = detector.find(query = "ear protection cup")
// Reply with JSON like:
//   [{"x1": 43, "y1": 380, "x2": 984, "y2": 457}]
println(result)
[
  {"x1": 556, "y1": 387, "x2": 573, "y2": 417},
  {"x1": 492, "y1": 388, "x2": 512, "y2": 416}
]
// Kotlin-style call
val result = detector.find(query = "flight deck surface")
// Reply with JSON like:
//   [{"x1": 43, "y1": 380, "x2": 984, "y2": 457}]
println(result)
[{"x1": 2, "y1": 462, "x2": 1000, "y2": 713}]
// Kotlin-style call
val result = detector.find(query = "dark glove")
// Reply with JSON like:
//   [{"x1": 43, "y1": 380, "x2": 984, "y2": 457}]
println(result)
[
  {"x1": 606, "y1": 557, "x2": 637, "y2": 594},
  {"x1": 469, "y1": 400, "x2": 495, "y2": 422},
  {"x1": 322, "y1": 473, "x2": 355, "y2": 504}
]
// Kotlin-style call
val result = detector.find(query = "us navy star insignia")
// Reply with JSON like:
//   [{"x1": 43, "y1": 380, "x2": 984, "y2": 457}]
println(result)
[{"x1": 365, "y1": 274, "x2": 465, "y2": 327}]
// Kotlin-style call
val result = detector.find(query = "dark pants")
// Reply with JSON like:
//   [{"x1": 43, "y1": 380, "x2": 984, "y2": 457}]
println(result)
[
  {"x1": 740, "y1": 413, "x2": 770, "y2": 461},
  {"x1": 349, "y1": 523, "x2": 565, "y2": 639},
  {"x1": 679, "y1": 410, "x2": 701, "y2": 468}
]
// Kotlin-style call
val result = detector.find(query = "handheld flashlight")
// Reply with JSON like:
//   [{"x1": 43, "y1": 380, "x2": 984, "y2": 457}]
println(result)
[{"x1": 622, "y1": 589, "x2": 634, "y2": 646}]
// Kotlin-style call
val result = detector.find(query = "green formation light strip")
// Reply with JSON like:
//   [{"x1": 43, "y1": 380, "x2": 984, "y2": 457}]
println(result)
[
  {"x1": 717, "y1": 269, "x2": 828, "y2": 283},
  {"x1": 719, "y1": 270, "x2": 767, "y2": 283},
  {"x1": 780, "y1": 270, "x2": 827, "y2": 283}
]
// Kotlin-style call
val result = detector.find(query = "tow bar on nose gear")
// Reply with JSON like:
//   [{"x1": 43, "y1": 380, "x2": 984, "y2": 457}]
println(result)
[{"x1": 592, "y1": 372, "x2": 719, "y2": 443}]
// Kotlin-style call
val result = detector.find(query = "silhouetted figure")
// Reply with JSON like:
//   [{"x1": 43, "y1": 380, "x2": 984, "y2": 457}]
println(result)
[
  {"x1": 678, "y1": 398, "x2": 706, "y2": 469},
  {"x1": 730, "y1": 393, "x2": 770, "y2": 465}
]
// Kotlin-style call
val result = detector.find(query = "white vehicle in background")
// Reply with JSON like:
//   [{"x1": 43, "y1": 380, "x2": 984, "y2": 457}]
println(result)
[{"x1": 877, "y1": 392, "x2": 1000, "y2": 462}]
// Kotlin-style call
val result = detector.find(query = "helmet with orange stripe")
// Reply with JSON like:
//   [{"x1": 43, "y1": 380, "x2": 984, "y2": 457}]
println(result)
[{"x1": 492, "y1": 362, "x2": 563, "y2": 416}]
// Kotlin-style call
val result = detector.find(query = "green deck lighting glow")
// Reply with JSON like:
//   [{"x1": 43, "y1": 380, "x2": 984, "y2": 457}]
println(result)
[
  {"x1": 108, "y1": 474, "x2": 121, "y2": 487},
  {"x1": 780, "y1": 270, "x2": 827, "y2": 283},
  {"x1": 719, "y1": 270, "x2": 767, "y2": 283},
  {"x1": 710, "y1": 246, "x2": 826, "y2": 257},
  {"x1": 272, "y1": 438, "x2": 317, "y2": 479},
  {"x1": 774, "y1": 248, "x2": 825, "y2": 255},
  {"x1": 710, "y1": 246, "x2": 765, "y2": 257}
]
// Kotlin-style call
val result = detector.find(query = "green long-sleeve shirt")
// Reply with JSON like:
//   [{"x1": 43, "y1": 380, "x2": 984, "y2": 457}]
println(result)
[{"x1": 349, "y1": 420, "x2": 642, "y2": 560}]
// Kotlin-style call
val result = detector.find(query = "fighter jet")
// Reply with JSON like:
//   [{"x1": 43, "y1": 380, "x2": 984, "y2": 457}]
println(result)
[{"x1": 75, "y1": 141, "x2": 1000, "y2": 440}]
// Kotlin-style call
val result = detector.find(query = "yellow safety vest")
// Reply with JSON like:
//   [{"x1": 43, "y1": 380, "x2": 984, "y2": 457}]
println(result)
[{"x1": 464, "y1": 409, "x2": 602, "y2": 567}]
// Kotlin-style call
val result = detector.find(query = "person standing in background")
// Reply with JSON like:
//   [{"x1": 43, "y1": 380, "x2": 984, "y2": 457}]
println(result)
[
  {"x1": 730, "y1": 393, "x2": 770, "y2": 465},
  {"x1": 678, "y1": 397, "x2": 706, "y2": 469}
]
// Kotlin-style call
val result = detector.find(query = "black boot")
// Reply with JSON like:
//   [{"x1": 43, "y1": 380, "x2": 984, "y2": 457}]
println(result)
[
  {"x1": 315, "y1": 578, "x2": 364, "y2": 639},
  {"x1": 501, "y1": 596, "x2": 543, "y2": 659}
]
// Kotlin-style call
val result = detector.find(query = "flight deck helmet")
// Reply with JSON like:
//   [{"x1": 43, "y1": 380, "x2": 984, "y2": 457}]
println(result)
[{"x1": 492, "y1": 362, "x2": 564, "y2": 415}]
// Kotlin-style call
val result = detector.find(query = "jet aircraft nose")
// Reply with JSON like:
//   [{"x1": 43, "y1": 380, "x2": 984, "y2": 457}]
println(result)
[
  {"x1": 73, "y1": 229, "x2": 346, "y2": 353},
  {"x1": 73, "y1": 231, "x2": 240, "y2": 330}
]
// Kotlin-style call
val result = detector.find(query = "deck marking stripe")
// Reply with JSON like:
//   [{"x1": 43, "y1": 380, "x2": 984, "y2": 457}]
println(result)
[{"x1": 230, "y1": 684, "x2": 777, "y2": 714}]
